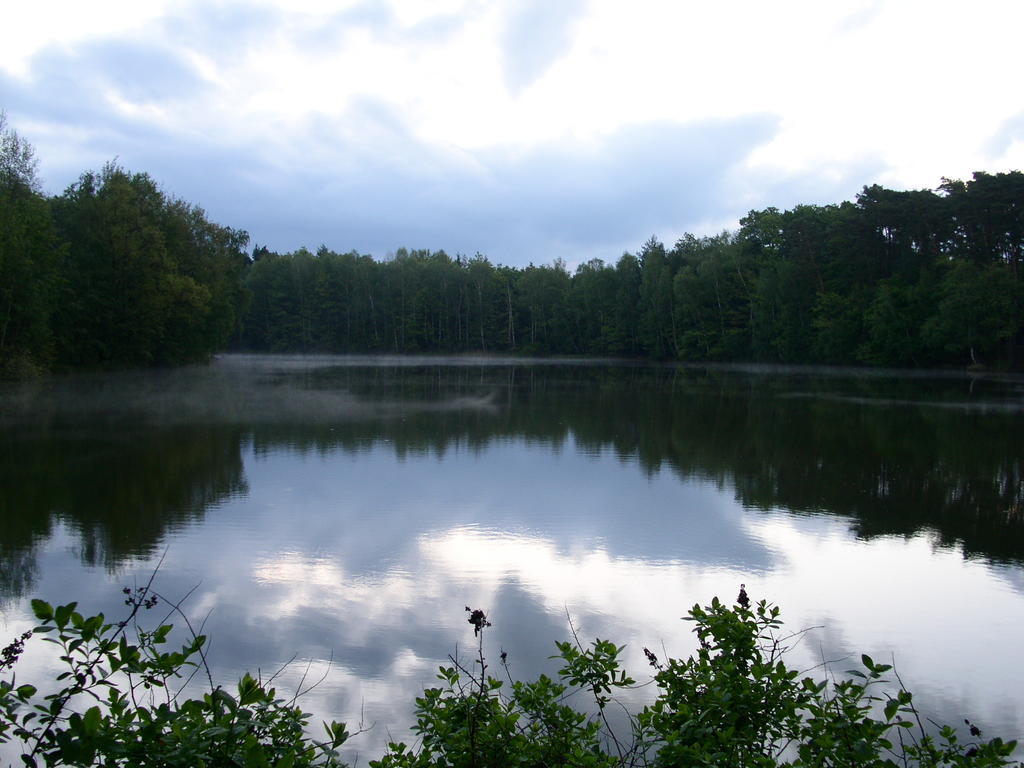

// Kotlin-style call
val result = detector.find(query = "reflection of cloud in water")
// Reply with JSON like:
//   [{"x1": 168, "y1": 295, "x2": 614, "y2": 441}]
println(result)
[
  {"x1": 6, "y1": 508, "x2": 1024, "y2": 758},
  {"x1": 253, "y1": 556, "x2": 431, "y2": 630},
  {"x1": 990, "y1": 561, "x2": 1024, "y2": 598},
  {"x1": 420, "y1": 527, "x2": 738, "y2": 625},
  {"x1": 228, "y1": 513, "x2": 1024, "y2": 755},
  {"x1": 739, "y1": 513, "x2": 1024, "y2": 746},
  {"x1": 240, "y1": 527, "x2": 750, "y2": 756}
]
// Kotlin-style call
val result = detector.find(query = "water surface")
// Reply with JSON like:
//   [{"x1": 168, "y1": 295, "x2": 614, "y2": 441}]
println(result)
[{"x1": 2, "y1": 355, "x2": 1023, "y2": 758}]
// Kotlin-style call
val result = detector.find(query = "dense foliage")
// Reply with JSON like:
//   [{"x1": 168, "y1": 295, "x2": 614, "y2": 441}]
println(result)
[
  {"x1": 50, "y1": 165, "x2": 250, "y2": 369},
  {"x1": 0, "y1": 114, "x2": 249, "y2": 376},
  {"x1": 2, "y1": 110, "x2": 1022, "y2": 374},
  {"x1": 0, "y1": 586, "x2": 349, "y2": 767},
  {"x1": 237, "y1": 177, "x2": 1024, "y2": 368},
  {"x1": 0, "y1": 113, "x2": 63, "y2": 376},
  {"x1": 2, "y1": 589, "x2": 1018, "y2": 766}
]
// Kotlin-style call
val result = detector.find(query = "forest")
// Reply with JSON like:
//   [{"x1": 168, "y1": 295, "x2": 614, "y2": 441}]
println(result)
[
  {"x1": 2, "y1": 112, "x2": 1023, "y2": 375},
  {"x1": 0, "y1": 115, "x2": 249, "y2": 376}
]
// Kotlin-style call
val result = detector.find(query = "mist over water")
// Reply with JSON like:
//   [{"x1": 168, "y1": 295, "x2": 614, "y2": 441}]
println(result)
[{"x1": 1, "y1": 355, "x2": 1023, "y2": 757}]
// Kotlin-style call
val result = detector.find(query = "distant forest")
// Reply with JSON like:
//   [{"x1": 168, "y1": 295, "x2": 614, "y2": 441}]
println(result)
[{"x1": 3, "y1": 113, "x2": 1023, "y2": 375}]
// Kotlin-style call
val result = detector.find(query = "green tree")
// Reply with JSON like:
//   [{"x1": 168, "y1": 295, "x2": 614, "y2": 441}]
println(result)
[
  {"x1": 638, "y1": 237, "x2": 678, "y2": 359},
  {"x1": 52, "y1": 163, "x2": 248, "y2": 367},
  {"x1": 517, "y1": 261, "x2": 571, "y2": 353},
  {"x1": 922, "y1": 261, "x2": 1018, "y2": 366},
  {"x1": 571, "y1": 258, "x2": 618, "y2": 354},
  {"x1": 0, "y1": 113, "x2": 63, "y2": 376},
  {"x1": 858, "y1": 278, "x2": 933, "y2": 367},
  {"x1": 810, "y1": 290, "x2": 866, "y2": 363},
  {"x1": 672, "y1": 233, "x2": 750, "y2": 360}
]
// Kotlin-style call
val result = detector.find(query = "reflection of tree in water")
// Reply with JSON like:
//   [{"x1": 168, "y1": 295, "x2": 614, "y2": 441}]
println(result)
[
  {"x1": 256, "y1": 364, "x2": 1024, "y2": 563},
  {"x1": 0, "y1": 424, "x2": 247, "y2": 599},
  {"x1": 67, "y1": 426, "x2": 248, "y2": 567},
  {"x1": 1, "y1": 362, "x2": 1021, "y2": 604},
  {"x1": 0, "y1": 543, "x2": 41, "y2": 606}
]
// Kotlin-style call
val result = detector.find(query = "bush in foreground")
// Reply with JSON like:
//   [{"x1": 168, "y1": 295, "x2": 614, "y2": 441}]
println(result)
[{"x1": 1, "y1": 586, "x2": 1018, "y2": 767}]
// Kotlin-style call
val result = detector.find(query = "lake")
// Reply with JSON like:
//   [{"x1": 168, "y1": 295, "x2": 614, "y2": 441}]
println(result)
[{"x1": 2, "y1": 354, "x2": 1023, "y2": 760}]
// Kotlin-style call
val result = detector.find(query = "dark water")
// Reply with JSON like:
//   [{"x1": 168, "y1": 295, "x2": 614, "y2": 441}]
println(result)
[{"x1": 2, "y1": 355, "x2": 1023, "y2": 758}]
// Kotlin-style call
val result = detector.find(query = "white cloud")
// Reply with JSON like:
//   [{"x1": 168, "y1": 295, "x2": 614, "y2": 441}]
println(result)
[
  {"x1": 1, "y1": 0, "x2": 175, "y2": 77},
  {"x1": 1, "y1": 0, "x2": 1022, "y2": 261}
]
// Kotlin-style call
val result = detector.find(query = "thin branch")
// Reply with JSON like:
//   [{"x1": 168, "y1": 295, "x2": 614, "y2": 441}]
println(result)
[
  {"x1": 27, "y1": 550, "x2": 168, "y2": 761},
  {"x1": 295, "y1": 649, "x2": 334, "y2": 700},
  {"x1": 152, "y1": 588, "x2": 215, "y2": 692}
]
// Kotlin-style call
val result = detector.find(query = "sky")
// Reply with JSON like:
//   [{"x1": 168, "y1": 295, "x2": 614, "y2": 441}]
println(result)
[{"x1": 2, "y1": 0, "x2": 1023, "y2": 268}]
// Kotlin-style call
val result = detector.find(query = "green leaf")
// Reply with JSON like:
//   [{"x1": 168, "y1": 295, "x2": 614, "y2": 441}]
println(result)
[
  {"x1": 30, "y1": 599, "x2": 52, "y2": 621},
  {"x1": 83, "y1": 706, "x2": 102, "y2": 735},
  {"x1": 54, "y1": 603, "x2": 77, "y2": 629}
]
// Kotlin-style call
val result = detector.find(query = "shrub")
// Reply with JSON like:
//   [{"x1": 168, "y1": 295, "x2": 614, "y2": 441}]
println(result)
[
  {"x1": 1, "y1": 588, "x2": 1018, "y2": 767},
  {"x1": 0, "y1": 586, "x2": 347, "y2": 767}
]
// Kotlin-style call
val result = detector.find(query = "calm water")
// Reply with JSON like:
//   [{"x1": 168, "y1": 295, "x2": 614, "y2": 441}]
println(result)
[{"x1": 2, "y1": 354, "x2": 1023, "y2": 759}]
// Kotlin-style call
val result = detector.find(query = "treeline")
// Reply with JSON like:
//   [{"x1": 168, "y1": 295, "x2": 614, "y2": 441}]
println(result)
[
  {"x1": 238, "y1": 173, "x2": 1024, "y2": 368},
  {"x1": 3, "y1": 111, "x2": 1023, "y2": 373},
  {"x1": 0, "y1": 114, "x2": 249, "y2": 376}
]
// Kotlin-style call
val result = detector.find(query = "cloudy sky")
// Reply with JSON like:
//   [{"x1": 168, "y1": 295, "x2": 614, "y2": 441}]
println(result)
[{"x1": 2, "y1": 0, "x2": 1022, "y2": 267}]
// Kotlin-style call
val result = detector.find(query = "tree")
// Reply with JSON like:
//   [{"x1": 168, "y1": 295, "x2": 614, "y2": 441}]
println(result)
[
  {"x1": 52, "y1": 163, "x2": 249, "y2": 367},
  {"x1": 922, "y1": 261, "x2": 1018, "y2": 366},
  {"x1": 0, "y1": 111, "x2": 40, "y2": 193},
  {"x1": 0, "y1": 113, "x2": 62, "y2": 376},
  {"x1": 517, "y1": 262, "x2": 571, "y2": 353},
  {"x1": 941, "y1": 172, "x2": 1024, "y2": 365},
  {"x1": 858, "y1": 278, "x2": 931, "y2": 367},
  {"x1": 571, "y1": 258, "x2": 618, "y2": 354},
  {"x1": 672, "y1": 233, "x2": 750, "y2": 360},
  {"x1": 638, "y1": 237, "x2": 677, "y2": 359}
]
